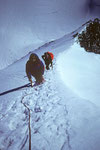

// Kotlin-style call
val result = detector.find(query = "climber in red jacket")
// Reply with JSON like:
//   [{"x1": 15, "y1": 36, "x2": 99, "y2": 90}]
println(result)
[{"x1": 42, "y1": 52, "x2": 54, "y2": 70}]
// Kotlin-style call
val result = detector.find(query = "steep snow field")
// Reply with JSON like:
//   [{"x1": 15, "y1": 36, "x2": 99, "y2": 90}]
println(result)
[
  {"x1": 0, "y1": 0, "x2": 92, "y2": 70},
  {"x1": 0, "y1": 31, "x2": 100, "y2": 150},
  {"x1": 0, "y1": 0, "x2": 100, "y2": 149},
  {"x1": 57, "y1": 42, "x2": 100, "y2": 107}
]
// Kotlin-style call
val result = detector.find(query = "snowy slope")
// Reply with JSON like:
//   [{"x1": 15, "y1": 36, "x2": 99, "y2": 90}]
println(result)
[
  {"x1": 0, "y1": 27, "x2": 100, "y2": 150},
  {"x1": 57, "y1": 42, "x2": 100, "y2": 107},
  {"x1": 0, "y1": 0, "x2": 92, "y2": 70}
]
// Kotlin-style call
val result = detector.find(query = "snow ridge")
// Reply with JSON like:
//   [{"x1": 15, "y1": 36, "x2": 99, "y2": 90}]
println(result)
[{"x1": 1, "y1": 19, "x2": 91, "y2": 71}]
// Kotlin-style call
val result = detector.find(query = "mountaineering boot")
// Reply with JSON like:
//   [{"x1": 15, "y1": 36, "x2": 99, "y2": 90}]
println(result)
[{"x1": 34, "y1": 76, "x2": 45, "y2": 86}]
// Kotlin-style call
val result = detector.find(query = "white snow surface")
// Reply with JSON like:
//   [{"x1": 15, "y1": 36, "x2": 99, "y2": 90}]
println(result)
[
  {"x1": 0, "y1": 30, "x2": 100, "y2": 150},
  {"x1": 57, "y1": 42, "x2": 100, "y2": 107}
]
